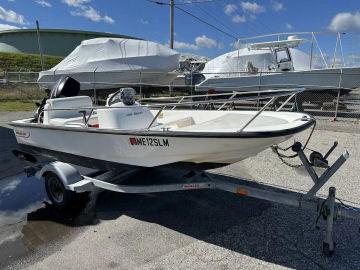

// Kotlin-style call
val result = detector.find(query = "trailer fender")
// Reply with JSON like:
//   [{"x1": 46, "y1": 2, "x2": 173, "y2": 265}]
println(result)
[{"x1": 36, "y1": 161, "x2": 82, "y2": 190}]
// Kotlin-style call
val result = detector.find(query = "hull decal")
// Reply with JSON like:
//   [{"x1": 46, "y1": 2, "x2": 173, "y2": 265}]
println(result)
[
  {"x1": 129, "y1": 137, "x2": 169, "y2": 147},
  {"x1": 15, "y1": 129, "x2": 30, "y2": 138}
]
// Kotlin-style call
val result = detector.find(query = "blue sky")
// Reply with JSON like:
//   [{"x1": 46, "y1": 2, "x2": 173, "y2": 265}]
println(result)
[{"x1": 0, "y1": 0, "x2": 360, "y2": 63}]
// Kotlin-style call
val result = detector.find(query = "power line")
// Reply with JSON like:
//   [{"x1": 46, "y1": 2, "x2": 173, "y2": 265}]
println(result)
[
  {"x1": 242, "y1": 10, "x2": 273, "y2": 34},
  {"x1": 145, "y1": 0, "x2": 273, "y2": 38},
  {"x1": 175, "y1": 5, "x2": 238, "y2": 40},
  {"x1": 175, "y1": 0, "x2": 223, "y2": 5},
  {"x1": 144, "y1": 0, "x2": 168, "y2": 5},
  {"x1": 212, "y1": 1, "x2": 263, "y2": 37},
  {"x1": 145, "y1": 0, "x2": 239, "y2": 41},
  {"x1": 194, "y1": 3, "x2": 241, "y2": 38},
  {"x1": 145, "y1": 0, "x2": 222, "y2": 5}
]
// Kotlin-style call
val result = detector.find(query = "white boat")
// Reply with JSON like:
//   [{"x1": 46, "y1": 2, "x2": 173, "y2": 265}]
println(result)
[
  {"x1": 10, "y1": 80, "x2": 314, "y2": 171},
  {"x1": 196, "y1": 34, "x2": 360, "y2": 93},
  {"x1": 37, "y1": 38, "x2": 180, "y2": 91},
  {"x1": 11, "y1": 85, "x2": 358, "y2": 259}
]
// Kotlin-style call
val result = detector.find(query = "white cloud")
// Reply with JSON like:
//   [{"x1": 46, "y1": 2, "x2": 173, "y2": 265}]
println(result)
[
  {"x1": 71, "y1": 6, "x2": 114, "y2": 23},
  {"x1": 0, "y1": 200, "x2": 45, "y2": 247},
  {"x1": 174, "y1": 41, "x2": 198, "y2": 50},
  {"x1": 271, "y1": 0, "x2": 284, "y2": 12},
  {"x1": 224, "y1": 4, "x2": 237, "y2": 15},
  {"x1": 35, "y1": 0, "x2": 52, "y2": 7},
  {"x1": 345, "y1": 54, "x2": 360, "y2": 66},
  {"x1": 140, "y1": 18, "x2": 149, "y2": 24},
  {"x1": 103, "y1": 15, "x2": 114, "y2": 24},
  {"x1": 224, "y1": 3, "x2": 245, "y2": 23},
  {"x1": 62, "y1": 0, "x2": 90, "y2": 7},
  {"x1": 62, "y1": 0, "x2": 113, "y2": 24},
  {"x1": 285, "y1": 22, "x2": 293, "y2": 29},
  {"x1": 0, "y1": 5, "x2": 27, "y2": 25},
  {"x1": 232, "y1": 14, "x2": 246, "y2": 23},
  {"x1": 314, "y1": 53, "x2": 360, "y2": 68},
  {"x1": 172, "y1": 35, "x2": 221, "y2": 51},
  {"x1": 0, "y1": 23, "x2": 19, "y2": 31},
  {"x1": 195, "y1": 35, "x2": 219, "y2": 49},
  {"x1": 64, "y1": 0, "x2": 114, "y2": 24},
  {"x1": 240, "y1": 1, "x2": 265, "y2": 14},
  {"x1": 329, "y1": 11, "x2": 360, "y2": 32}
]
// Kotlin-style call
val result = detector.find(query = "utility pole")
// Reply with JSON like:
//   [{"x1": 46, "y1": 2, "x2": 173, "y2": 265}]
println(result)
[
  {"x1": 170, "y1": 0, "x2": 174, "y2": 49},
  {"x1": 36, "y1": 20, "x2": 45, "y2": 71},
  {"x1": 169, "y1": 0, "x2": 174, "y2": 96}
]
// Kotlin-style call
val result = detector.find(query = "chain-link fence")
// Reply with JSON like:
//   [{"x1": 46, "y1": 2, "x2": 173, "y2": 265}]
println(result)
[
  {"x1": 0, "y1": 71, "x2": 39, "y2": 83},
  {"x1": 0, "y1": 71, "x2": 44, "y2": 104},
  {"x1": 0, "y1": 70, "x2": 359, "y2": 120}
]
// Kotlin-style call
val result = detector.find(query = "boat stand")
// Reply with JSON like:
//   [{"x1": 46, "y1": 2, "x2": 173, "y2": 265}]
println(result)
[{"x1": 25, "y1": 142, "x2": 359, "y2": 257}]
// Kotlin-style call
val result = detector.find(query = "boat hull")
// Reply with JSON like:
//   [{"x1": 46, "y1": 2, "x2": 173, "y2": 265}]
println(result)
[
  {"x1": 196, "y1": 67, "x2": 360, "y2": 93},
  {"x1": 38, "y1": 69, "x2": 179, "y2": 91},
  {"x1": 11, "y1": 123, "x2": 310, "y2": 170}
]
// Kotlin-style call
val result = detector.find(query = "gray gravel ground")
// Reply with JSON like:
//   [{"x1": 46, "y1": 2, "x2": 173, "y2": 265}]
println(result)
[{"x1": 1, "y1": 111, "x2": 360, "y2": 270}]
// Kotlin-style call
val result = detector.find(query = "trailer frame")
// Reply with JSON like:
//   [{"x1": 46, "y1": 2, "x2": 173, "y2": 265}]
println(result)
[{"x1": 23, "y1": 141, "x2": 360, "y2": 257}]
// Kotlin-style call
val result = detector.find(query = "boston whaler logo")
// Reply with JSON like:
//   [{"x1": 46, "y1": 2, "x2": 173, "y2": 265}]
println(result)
[
  {"x1": 129, "y1": 137, "x2": 169, "y2": 147},
  {"x1": 15, "y1": 129, "x2": 30, "y2": 138}
]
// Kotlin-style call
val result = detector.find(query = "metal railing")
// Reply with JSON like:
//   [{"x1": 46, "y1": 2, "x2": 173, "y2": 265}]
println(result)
[{"x1": 40, "y1": 88, "x2": 306, "y2": 132}]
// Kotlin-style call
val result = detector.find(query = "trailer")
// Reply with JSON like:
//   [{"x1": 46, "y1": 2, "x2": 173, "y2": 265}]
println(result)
[{"x1": 19, "y1": 141, "x2": 360, "y2": 257}]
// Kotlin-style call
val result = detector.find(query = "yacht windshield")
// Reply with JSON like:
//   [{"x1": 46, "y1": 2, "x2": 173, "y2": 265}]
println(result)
[{"x1": 276, "y1": 49, "x2": 291, "y2": 63}]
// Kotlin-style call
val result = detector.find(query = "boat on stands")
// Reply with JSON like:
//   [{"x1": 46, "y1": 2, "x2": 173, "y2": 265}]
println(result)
[
  {"x1": 37, "y1": 38, "x2": 180, "y2": 91},
  {"x1": 196, "y1": 33, "x2": 360, "y2": 94}
]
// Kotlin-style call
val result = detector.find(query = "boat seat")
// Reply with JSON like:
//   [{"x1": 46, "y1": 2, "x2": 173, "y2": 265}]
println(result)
[{"x1": 43, "y1": 96, "x2": 93, "y2": 125}]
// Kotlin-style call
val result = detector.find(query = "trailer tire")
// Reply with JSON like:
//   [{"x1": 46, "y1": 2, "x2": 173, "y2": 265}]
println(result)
[{"x1": 45, "y1": 172, "x2": 76, "y2": 210}]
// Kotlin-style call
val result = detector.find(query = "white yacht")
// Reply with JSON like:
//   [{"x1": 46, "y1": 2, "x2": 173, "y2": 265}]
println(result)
[{"x1": 196, "y1": 34, "x2": 360, "y2": 93}]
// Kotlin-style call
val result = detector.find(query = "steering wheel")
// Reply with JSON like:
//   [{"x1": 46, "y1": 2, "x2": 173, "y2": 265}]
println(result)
[{"x1": 107, "y1": 89, "x2": 122, "y2": 106}]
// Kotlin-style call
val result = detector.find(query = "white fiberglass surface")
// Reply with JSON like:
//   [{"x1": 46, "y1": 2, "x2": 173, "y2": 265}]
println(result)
[
  {"x1": 153, "y1": 110, "x2": 308, "y2": 132},
  {"x1": 13, "y1": 109, "x2": 308, "y2": 134}
]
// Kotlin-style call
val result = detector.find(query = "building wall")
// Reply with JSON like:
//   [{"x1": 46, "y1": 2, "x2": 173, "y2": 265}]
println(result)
[{"x1": 0, "y1": 29, "x2": 138, "y2": 57}]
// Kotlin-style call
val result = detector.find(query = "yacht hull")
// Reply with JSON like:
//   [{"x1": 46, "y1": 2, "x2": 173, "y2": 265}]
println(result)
[{"x1": 196, "y1": 67, "x2": 360, "y2": 93}]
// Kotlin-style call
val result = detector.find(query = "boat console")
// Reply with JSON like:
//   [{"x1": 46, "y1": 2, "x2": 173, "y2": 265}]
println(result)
[
  {"x1": 98, "y1": 102, "x2": 156, "y2": 130},
  {"x1": 98, "y1": 88, "x2": 157, "y2": 129}
]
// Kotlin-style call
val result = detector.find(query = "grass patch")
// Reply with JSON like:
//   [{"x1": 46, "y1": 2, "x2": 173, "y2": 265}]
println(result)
[
  {"x1": 0, "y1": 101, "x2": 36, "y2": 111},
  {"x1": 0, "y1": 52, "x2": 63, "y2": 72},
  {"x1": 0, "y1": 85, "x2": 46, "y2": 101}
]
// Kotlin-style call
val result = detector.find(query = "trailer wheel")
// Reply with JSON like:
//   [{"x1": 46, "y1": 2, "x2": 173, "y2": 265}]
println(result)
[{"x1": 45, "y1": 172, "x2": 76, "y2": 210}]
